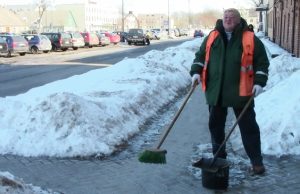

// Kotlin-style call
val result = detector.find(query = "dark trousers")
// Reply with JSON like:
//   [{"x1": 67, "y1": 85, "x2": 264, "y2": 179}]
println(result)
[{"x1": 208, "y1": 106, "x2": 263, "y2": 166}]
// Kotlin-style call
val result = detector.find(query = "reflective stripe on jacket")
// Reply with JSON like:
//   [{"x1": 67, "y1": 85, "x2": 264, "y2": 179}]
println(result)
[{"x1": 202, "y1": 30, "x2": 254, "y2": 96}]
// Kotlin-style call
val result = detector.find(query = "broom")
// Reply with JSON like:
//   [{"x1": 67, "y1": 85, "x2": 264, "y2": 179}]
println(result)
[{"x1": 138, "y1": 83, "x2": 197, "y2": 164}]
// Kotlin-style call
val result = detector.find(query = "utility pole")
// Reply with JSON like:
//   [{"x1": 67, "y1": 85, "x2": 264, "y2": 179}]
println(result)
[
  {"x1": 259, "y1": 0, "x2": 263, "y2": 31},
  {"x1": 168, "y1": 0, "x2": 170, "y2": 35},
  {"x1": 122, "y1": 0, "x2": 124, "y2": 32},
  {"x1": 188, "y1": 0, "x2": 191, "y2": 29}
]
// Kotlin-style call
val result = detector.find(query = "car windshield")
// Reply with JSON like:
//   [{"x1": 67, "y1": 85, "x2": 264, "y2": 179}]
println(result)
[
  {"x1": 129, "y1": 29, "x2": 143, "y2": 34},
  {"x1": 62, "y1": 33, "x2": 71, "y2": 39},
  {"x1": 73, "y1": 32, "x2": 82, "y2": 38},
  {"x1": 12, "y1": 36, "x2": 26, "y2": 42}
]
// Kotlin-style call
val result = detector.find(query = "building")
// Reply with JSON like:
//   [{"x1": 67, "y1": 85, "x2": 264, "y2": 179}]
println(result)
[
  {"x1": 240, "y1": 8, "x2": 259, "y2": 30},
  {"x1": 138, "y1": 14, "x2": 169, "y2": 30},
  {"x1": 269, "y1": 0, "x2": 300, "y2": 57},
  {"x1": 5, "y1": 0, "x2": 120, "y2": 33},
  {"x1": 0, "y1": 6, "x2": 28, "y2": 33},
  {"x1": 265, "y1": 0, "x2": 274, "y2": 41}
]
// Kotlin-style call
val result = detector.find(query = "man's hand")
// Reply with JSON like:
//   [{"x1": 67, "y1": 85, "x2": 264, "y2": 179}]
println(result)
[
  {"x1": 252, "y1": 85, "x2": 263, "y2": 97},
  {"x1": 192, "y1": 74, "x2": 201, "y2": 85}
]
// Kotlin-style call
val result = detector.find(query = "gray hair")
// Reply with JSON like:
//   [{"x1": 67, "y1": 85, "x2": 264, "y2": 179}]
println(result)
[{"x1": 224, "y1": 8, "x2": 241, "y2": 22}]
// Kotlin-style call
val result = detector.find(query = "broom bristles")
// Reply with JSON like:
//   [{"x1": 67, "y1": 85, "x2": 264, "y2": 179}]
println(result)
[{"x1": 138, "y1": 149, "x2": 167, "y2": 164}]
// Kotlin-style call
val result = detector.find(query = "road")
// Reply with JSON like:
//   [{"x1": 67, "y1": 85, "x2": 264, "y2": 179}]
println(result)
[{"x1": 0, "y1": 38, "x2": 192, "y2": 97}]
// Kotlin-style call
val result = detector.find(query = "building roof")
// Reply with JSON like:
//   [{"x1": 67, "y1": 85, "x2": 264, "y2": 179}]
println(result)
[{"x1": 0, "y1": 6, "x2": 26, "y2": 27}]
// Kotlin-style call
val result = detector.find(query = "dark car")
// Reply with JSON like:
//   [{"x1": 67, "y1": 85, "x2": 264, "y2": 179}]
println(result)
[
  {"x1": 22, "y1": 34, "x2": 52, "y2": 54},
  {"x1": 41, "y1": 32, "x2": 72, "y2": 51},
  {"x1": 0, "y1": 35, "x2": 29, "y2": 57},
  {"x1": 194, "y1": 30, "x2": 204, "y2": 38},
  {"x1": 113, "y1": 31, "x2": 128, "y2": 42},
  {"x1": 0, "y1": 37, "x2": 8, "y2": 55},
  {"x1": 127, "y1": 28, "x2": 150, "y2": 45}
]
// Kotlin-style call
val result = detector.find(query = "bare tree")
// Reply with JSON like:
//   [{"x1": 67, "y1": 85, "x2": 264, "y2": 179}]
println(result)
[
  {"x1": 35, "y1": 0, "x2": 52, "y2": 32},
  {"x1": 249, "y1": 0, "x2": 263, "y2": 6},
  {"x1": 172, "y1": 12, "x2": 189, "y2": 29},
  {"x1": 193, "y1": 10, "x2": 222, "y2": 29}
]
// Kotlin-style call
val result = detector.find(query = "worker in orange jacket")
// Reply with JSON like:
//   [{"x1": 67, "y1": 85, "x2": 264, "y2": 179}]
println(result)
[{"x1": 190, "y1": 8, "x2": 269, "y2": 175}]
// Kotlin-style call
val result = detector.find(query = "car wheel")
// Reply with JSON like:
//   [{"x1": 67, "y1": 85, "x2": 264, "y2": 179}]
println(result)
[
  {"x1": 30, "y1": 46, "x2": 39, "y2": 54},
  {"x1": 43, "y1": 50, "x2": 50, "y2": 53},
  {"x1": 128, "y1": 41, "x2": 131, "y2": 45},
  {"x1": 73, "y1": 47, "x2": 78, "y2": 50},
  {"x1": 19, "y1": 53, "x2": 26, "y2": 56}
]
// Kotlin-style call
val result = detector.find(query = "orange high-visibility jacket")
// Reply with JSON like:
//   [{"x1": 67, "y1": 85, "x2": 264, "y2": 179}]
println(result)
[{"x1": 202, "y1": 30, "x2": 254, "y2": 96}]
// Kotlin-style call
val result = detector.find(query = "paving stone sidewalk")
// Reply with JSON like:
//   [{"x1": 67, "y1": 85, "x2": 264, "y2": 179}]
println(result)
[{"x1": 0, "y1": 89, "x2": 300, "y2": 194}]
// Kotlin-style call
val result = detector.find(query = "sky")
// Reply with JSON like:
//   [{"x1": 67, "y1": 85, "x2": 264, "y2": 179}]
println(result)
[
  {"x1": 0, "y1": 32, "x2": 299, "y2": 192},
  {"x1": 0, "y1": 0, "x2": 254, "y2": 14}
]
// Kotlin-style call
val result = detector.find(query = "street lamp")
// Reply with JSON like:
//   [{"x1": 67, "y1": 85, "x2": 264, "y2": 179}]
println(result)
[
  {"x1": 122, "y1": 0, "x2": 124, "y2": 32},
  {"x1": 168, "y1": 0, "x2": 170, "y2": 35},
  {"x1": 188, "y1": 0, "x2": 191, "y2": 29}
]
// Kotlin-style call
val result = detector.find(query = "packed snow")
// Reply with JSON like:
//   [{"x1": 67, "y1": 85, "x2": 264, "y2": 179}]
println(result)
[
  {"x1": 0, "y1": 171, "x2": 59, "y2": 194},
  {"x1": 0, "y1": 32, "x2": 300, "y2": 193}
]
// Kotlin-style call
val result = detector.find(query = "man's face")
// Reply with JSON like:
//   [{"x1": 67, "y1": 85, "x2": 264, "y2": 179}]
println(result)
[{"x1": 223, "y1": 11, "x2": 240, "y2": 32}]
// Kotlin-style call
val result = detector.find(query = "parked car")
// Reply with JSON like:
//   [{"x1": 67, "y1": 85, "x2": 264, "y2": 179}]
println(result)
[
  {"x1": 68, "y1": 31, "x2": 85, "y2": 50},
  {"x1": 194, "y1": 30, "x2": 204, "y2": 38},
  {"x1": 145, "y1": 30, "x2": 155, "y2": 40},
  {"x1": 96, "y1": 33, "x2": 110, "y2": 46},
  {"x1": 104, "y1": 32, "x2": 120, "y2": 45},
  {"x1": 41, "y1": 32, "x2": 73, "y2": 51},
  {"x1": 150, "y1": 29, "x2": 161, "y2": 40},
  {"x1": 127, "y1": 28, "x2": 150, "y2": 45},
  {"x1": 21, "y1": 34, "x2": 52, "y2": 54},
  {"x1": 113, "y1": 31, "x2": 128, "y2": 42},
  {"x1": 0, "y1": 35, "x2": 29, "y2": 57},
  {"x1": 178, "y1": 28, "x2": 188, "y2": 36},
  {"x1": 0, "y1": 37, "x2": 8, "y2": 56},
  {"x1": 80, "y1": 32, "x2": 99, "y2": 48},
  {"x1": 173, "y1": 28, "x2": 180, "y2": 37}
]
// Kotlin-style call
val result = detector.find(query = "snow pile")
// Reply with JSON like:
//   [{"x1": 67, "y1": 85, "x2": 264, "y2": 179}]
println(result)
[
  {"x1": 231, "y1": 54, "x2": 300, "y2": 156},
  {"x1": 0, "y1": 39, "x2": 201, "y2": 157},
  {"x1": 0, "y1": 171, "x2": 59, "y2": 194}
]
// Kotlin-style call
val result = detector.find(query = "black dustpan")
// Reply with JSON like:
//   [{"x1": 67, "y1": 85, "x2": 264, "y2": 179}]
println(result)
[
  {"x1": 195, "y1": 94, "x2": 254, "y2": 172},
  {"x1": 193, "y1": 95, "x2": 255, "y2": 190}
]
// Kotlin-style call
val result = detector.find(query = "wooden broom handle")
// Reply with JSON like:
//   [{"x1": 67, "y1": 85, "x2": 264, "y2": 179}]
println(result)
[
  {"x1": 156, "y1": 83, "x2": 197, "y2": 149},
  {"x1": 210, "y1": 94, "x2": 255, "y2": 166}
]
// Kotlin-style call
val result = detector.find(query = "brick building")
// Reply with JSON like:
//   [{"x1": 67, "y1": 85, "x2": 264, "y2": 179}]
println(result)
[{"x1": 270, "y1": 0, "x2": 300, "y2": 57}]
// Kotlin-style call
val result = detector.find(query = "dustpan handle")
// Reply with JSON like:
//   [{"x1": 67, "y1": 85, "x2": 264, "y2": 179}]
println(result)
[
  {"x1": 156, "y1": 83, "x2": 197, "y2": 149},
  {"x1": 210, "y1": 94, "x2": 255, "y2": 166}
]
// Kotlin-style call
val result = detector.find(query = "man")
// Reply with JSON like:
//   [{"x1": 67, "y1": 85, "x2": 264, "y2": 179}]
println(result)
[{"x1": 190, "y1": 8, "x2": 269, "y2": 175}]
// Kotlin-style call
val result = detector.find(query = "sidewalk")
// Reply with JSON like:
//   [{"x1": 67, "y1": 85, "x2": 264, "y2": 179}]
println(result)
[{"x1": 1, "y1": 88, "x2": 300, "y2": 194}]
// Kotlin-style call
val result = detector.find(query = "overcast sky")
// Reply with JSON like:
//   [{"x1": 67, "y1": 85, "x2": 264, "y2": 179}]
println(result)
[{"x1": 0, "y1": 0, "x2": 254, "y2": 14}]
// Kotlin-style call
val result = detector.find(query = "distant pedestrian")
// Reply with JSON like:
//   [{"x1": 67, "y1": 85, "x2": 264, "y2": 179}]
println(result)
[
  {"x1": 190, "y1": 8, "x2": 269, "y2": 175},
  {"x1": 248, "y1": 24, "x2": 254, "y2": 32}
]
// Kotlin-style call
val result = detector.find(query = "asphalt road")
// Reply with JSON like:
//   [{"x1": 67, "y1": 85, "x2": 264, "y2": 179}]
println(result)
[{"x1": 0, "y1": 38, "x2": 192, "y2": 97}]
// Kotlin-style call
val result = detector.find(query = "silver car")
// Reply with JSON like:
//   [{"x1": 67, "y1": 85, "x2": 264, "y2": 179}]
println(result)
[
  {"x1": 22, "y1": 34, "x2": 52, "y2": 54},
  {"x1": 0, "y1": 35, "x2": 29, "y2": 57},
  {"x1": 68, "y1": 31, "x2": 85, "y2": 50}
]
